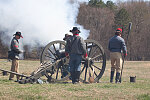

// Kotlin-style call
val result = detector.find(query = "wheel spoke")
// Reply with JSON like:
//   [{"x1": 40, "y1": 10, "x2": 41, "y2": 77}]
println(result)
[
  {"x1": 80, "y1": 65, "x2": 86, "y2": 73},
  {"x1": 48, "y1": 48, "x2": 58, "y2": 59},
  {"x1": 84, "y1": 67, "x2": 88, "y2": 81},
  {"x1": 45, "y1": 54, "x2": 56, "y2": 60},
  {"x1": 93, "y1": 61, "x2": 103, "y2": 63},
  {"x1": 53, "y1": 44, "x2": 57, "y2": 53},
  {"x1": 91, "y1": 54, "x2": 102, "y2": 60},
  {"x1": 88, "y1": 43, "x2": 93, "y2": 57},
  {"x1": 86, "y1": 43, "x2": 88, "y2": 55},
  {"x1": 56, "y1": 67, "x2": 59, "y2": 79},
  {"x1": 92, "y1": 64, "x2": 101, "y2": 71},
  {"x1": 59, "y1": 43, "x2": 62, "y2": 49},
  {"x1": 90, "y1": 66, "x2": 98, "y2": 77},
  {"x1": 90, "y1": 46, "x2": 99, "y2": 58}
]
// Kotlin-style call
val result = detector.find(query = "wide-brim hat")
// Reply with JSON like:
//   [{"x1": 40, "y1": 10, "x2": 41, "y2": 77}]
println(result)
[
  {"x1": 69, "y1": 27, "x2": 80, "y2": 33},
  {"x1": 14, "y1": 31, "x2": 23, "y2": 38},
  {"x1": 63, "y1": 33, "x2": 71, "y2": 40}
]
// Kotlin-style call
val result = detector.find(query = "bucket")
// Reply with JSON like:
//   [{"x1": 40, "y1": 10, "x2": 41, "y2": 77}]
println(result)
[
  {"x1": 130, "y1": 76, "x2": 136, "y2": 82},
  {"x1": 2, "y1": 71, "x2": 8, "y2": 76}
]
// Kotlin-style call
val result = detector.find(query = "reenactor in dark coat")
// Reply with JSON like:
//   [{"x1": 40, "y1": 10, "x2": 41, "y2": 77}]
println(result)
[
  {"x1": 63, "y1": 33, "x2": 71, "y2": 41},
  {"x1": 108, "y1": 28, "x2": 127, "y2": 83},
  {"x1": 65, "y1": 27, "x2": 87, "y2": 84},
  {"x1": 9, "y1": 32, "x2": 23, "y2": 81}
]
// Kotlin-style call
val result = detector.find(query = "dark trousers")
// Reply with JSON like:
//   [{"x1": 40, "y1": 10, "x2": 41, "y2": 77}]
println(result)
[
  {"x1": 69, "y1": 54, "x2": 82, "y2": 72},
  {"x1": 69, "y1": 54, "x2": 82, "y2": 83}
]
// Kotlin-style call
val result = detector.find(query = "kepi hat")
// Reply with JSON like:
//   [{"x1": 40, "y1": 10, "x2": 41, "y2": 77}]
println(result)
[{"x1": 116, "y1": 28, "x2": 122, "y2": 33}]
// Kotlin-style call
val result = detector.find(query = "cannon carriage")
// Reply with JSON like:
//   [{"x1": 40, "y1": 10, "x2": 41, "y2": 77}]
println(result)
[
  {"x1": 39, "y1": 39, "x2": 106, "y2": 83},
  {"x1": 0, "y1": 39, "x2": 106, "y2": 84}
]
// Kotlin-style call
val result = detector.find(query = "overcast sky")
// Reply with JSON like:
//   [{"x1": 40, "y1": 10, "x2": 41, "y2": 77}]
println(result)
[
  {"x1": 103, "y1": 0, "x2": 119, "y2": 3},
  {"x1": 103, "y1": 0, "x2": 150, "y2": 3}
]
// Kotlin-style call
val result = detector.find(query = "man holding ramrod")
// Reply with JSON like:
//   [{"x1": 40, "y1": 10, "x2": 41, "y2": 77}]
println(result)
[{"x1": 108, "y1": 28, "x2": 127, "y2": 83}]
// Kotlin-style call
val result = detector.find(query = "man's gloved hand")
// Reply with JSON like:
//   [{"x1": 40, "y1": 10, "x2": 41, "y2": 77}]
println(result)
[
  {"x1": 124, "y1": 53, "x2": 127, "y2": 57},
  {"x1": 19, "y1": 50, "x2": 24, "y2": 53},
  {"x1": 65, "y1": 52, "x2": 69, "y2": 59},
  {"x1": 84, "y1": 53, "x2": 88, "y2": 59}
]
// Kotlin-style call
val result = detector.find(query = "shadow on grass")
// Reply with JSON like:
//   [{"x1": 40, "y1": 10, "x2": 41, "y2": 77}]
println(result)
[
  {"x1": 67, "y1": 87, "x2": 88, "y2": 91},
  {"x1": 94, "y1": 84, "x2": 119, "y2": 89},
  {"x1": 102, "y1": 84, "x2": 117, "y2": 88},
  {"x1": 137, "y1": 93, "x2": 150, "y2": 100},
  {"x1": 17, "y1": 95, "x2": 46, "y2": 100},
  {"x1": 0, "y1": 92, "x2": 2, "y2": 96},
  {"x1": 0, "y1": 79, "x2": 13, "y2": 85}
]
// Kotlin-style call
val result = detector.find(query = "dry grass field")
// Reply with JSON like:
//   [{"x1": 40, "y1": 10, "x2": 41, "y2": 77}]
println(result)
[{"x1": 0, "y1": 59, "x2": 150, "y2": 100}]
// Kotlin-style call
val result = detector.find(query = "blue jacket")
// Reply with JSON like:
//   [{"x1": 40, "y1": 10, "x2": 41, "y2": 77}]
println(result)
[{"x1": 108, "y1": 35, "x2": 127, "y2": 54}]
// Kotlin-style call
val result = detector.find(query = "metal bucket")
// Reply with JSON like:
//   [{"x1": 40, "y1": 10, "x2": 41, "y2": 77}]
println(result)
[
  {"x1": 130, "y1": 76, "x2": 136, "y2": 82},
  {"x1": 2, "y1": 71, "x2": 8, "y2": 76}
]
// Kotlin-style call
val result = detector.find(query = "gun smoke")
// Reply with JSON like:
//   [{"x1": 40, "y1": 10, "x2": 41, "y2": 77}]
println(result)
[{"x1": 0, "y1": 0, "x2": 90, "y2": 50}]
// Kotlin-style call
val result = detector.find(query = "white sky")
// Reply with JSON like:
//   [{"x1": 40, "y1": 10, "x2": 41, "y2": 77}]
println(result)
[
  {"x1": 103, "y1": 0, "x2": 119, "y2": 3},
  {"x1": 103, "y1": 0, "x2": 150, "y2": 3}
]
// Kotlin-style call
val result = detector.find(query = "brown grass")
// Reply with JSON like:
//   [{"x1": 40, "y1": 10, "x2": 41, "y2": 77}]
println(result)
[{"x1": 0, "y1": 59, "x2": 150, "y2": 100}]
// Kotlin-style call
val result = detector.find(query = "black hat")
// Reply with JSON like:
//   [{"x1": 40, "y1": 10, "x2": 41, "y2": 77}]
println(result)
[
  {"x1": 70, "y1": 27, "x2": 80, "y2": 33},
  {"x1": 63, "y1": 33, "x2": 71, "y2": 40},
  {"x1": 14, "y1": 31, "x2": 23, "y2": 38}
]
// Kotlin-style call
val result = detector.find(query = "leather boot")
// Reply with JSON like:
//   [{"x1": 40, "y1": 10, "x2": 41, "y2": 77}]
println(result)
[
  {"x1": 115, "y1": 72, "x2": 120, "y2": 83},
  {"x1": 71, "y1": 72, "x2": 75, "y2": 84},
  {"x1": 75, "y1": 71, "x2": 80, "y2": 83},
  {"x1": 110, "y1": 71, "x2": 114, "y2": 83}
]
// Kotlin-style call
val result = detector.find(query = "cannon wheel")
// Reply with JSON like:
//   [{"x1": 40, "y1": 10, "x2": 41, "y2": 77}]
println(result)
[
  {"x1": 40, "y1": 40, "x2": 70, "y2": 82},
  {"x1": 40, "y1": 40, "x2": 66, "y2": 64},
  {"x1": 40, "y1": 39, "x2": 106, "y2": 83},
  {"x1": 80, "y1": 39, "x2": 106, "y2": 83}
]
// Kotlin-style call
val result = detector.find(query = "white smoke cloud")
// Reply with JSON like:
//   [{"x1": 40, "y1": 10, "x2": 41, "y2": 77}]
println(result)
[{"x1": 0, "y1": 0, "x2": 90, "y2": 48}]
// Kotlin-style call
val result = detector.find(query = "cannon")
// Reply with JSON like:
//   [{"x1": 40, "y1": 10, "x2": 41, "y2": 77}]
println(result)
[
  {"x1": 1, "y1": 39, "x2": 106, "y2": 84},
  {"x1": 40, "y1": 39, "x2": 106, "y2": 83}
]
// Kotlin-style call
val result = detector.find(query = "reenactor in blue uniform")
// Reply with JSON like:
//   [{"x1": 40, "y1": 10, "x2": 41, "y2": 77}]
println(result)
[{"x1": 108, "y1": 28, "x2": 127, "y2": 83}]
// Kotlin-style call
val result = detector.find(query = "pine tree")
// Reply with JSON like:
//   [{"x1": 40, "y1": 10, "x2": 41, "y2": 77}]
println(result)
[
  {"x1": 89, "y1": 0, "x2": 106, "y2": 8},
  {"x1": 106, "y1": 1, "x2": 116, "y2": 11},
  {"x1": 114, "y1": 8, "x2": 131, "y2": 34}
]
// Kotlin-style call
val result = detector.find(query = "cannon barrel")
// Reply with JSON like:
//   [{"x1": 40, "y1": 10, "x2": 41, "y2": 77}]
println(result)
[{"x1": 56, "y1": 49, "x2": 66, "y2": 59}]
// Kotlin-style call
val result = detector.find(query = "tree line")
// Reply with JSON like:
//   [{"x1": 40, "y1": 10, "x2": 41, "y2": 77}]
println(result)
[
  {"x1": 78, "y1": 0, "x2": 150, "y2": 60},
  {"x1": 0, "y1": 0, "x2": 150, "y2": 60}
]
